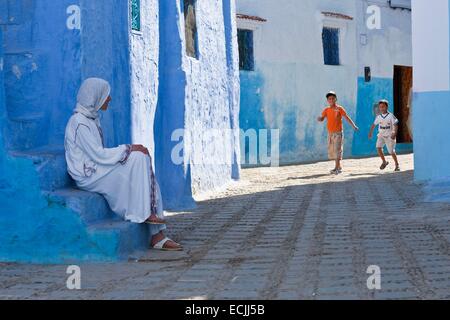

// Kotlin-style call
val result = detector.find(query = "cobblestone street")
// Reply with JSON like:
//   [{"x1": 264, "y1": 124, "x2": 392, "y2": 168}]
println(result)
[{"x1": 1, "y1": 154, "x2": 450, "y2": 300}]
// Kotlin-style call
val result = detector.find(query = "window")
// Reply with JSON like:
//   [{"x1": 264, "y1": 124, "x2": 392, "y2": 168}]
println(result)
[
  {"x1": 131, "y1": 0, "x2": 141, "y2": 32},
  {"x1": 389, "y1": 0, "x2": 411, "y2": 10},
  {"x1": 238, "y1": 29, "x2": 254, "y2": 71},
  {"x1": 184, "y1": 0, "x2": 198, "y2": 58},
  {"x1": 322, "y1": 27, "x2": 340, "y2": 66}
]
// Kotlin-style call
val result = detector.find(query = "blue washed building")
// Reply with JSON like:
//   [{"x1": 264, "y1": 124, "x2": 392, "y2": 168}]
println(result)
[
  {"x1": 411, "y1": 0, "x2": 450, "y2": 200},
  {"x1": 0, "y1": 0, "x2": 240, "y2": 263},
  {"x1": 237, "y1": 0, "x2": 413, "y2": 165}
]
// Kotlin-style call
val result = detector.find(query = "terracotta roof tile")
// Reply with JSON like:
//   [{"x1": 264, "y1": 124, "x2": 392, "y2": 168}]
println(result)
[
  {"x1": 237, "y1": 14, "x2": 267, "y2": 23},
  {"x1": 321, "y1": 11, "x2": 354, "y2": 20}
]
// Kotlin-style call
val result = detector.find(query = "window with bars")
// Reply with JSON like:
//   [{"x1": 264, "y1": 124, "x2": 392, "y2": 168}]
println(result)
[
  {"x1": 184, "y1": 0, "x2": 198, "y2": 58},
  {"x1": 131, "y1": 0, "x2": 141, "y2": 32},
  {"x1": 238, "y1": 29, "x2": 254, "y2": 71},
  {"x1": 322, "y1": 27, "x2": 340, "y2": 66}
]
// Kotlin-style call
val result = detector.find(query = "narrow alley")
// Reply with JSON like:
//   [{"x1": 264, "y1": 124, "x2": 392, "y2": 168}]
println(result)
[{"x1": 2, "y1": 154, "x2": 450, "y2": 300}]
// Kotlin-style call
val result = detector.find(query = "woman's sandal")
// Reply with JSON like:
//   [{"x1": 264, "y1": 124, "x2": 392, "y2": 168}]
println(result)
[
  {"x1": 145, "y1": 216, "x2": 167, "y2": 225},
  {"x1": 152, "y1": 237, "x2": 183, "y2": 251}
]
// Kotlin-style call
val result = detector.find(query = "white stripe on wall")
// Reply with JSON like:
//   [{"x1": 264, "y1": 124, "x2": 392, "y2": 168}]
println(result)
[{"x1": 412, "y1": 0, "x2": 450, "y2": 92}]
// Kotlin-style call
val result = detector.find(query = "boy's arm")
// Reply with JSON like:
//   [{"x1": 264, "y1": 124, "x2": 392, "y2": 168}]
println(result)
[
  {"x1": 317, "y1": 109, "x2": 326, "y2": 122},
  {"x1": 344, "y1": 114, "x2": 359, "y2": 131},
  {"x1": 391, "y1": 124, "x2": 398, "y2": 139},
  {"x1": 368, "y1": 124, "x2": 376, "y2": 139}
]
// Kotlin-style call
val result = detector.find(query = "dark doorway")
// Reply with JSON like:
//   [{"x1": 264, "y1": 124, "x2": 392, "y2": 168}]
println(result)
[{"x1": 393, "y1": 65, "x2": 413, "y2": 143}]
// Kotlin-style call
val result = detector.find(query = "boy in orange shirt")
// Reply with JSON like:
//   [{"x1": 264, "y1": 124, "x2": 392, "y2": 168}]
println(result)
[{"x1": 317, "y1": 91, "x2": 359, "y2": 174}]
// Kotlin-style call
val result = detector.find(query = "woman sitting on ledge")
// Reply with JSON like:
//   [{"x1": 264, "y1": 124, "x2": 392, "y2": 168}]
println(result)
[{"x1": 64, "y1": 78, "x2": 182, "y2": 251}]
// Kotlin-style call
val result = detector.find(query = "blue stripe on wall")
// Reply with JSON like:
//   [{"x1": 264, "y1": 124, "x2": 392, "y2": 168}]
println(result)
[{"x1": 413, "y1": 90, "x2": 450, "y2": 181}]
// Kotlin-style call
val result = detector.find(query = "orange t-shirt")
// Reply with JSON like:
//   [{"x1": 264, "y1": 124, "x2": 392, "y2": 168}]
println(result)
[{"x1": 321, "y1": 106, "x2": 348, "y2": 133}]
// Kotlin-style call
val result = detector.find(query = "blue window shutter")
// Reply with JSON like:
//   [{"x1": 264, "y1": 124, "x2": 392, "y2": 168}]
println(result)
[
  {"x1": 131, "y1": 0, "x2": 141, "y2": 31},
  {"x1": 322, "y1": 27, "x2": 340, "y2": 65},
  {"x1": 238, "y1": 29, "x2": 254, "y2": 71}
]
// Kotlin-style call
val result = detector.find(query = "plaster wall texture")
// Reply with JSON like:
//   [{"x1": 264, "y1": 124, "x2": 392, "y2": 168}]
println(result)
[{"x1": 156, "y1": 0, "x2": 240, "y2": 209}]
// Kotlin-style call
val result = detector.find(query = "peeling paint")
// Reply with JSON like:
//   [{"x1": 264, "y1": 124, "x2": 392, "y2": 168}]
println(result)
[{"x1": 12, "y1": 65, "x2": 22, "y2": 79}]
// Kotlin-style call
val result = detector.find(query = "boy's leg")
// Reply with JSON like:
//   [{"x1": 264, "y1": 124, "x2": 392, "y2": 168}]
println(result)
[
  {"x1": 377, "y1": 148, "x2": 386, "y2": 163},
  {"x1": 329, "y1": 133, "x2": 343, "y2": 173},
  {"x1": 337, "y1": 133, "x2": 343, "y2": 171},
  {"x1": 328, "y1": 134, "x2": 338, "y2": 171},
  {"x1": 376, "y1": 136, "x2": 389, "y2": 168},
  {"x1": 386, "y1": 139, "x2": 400, "y2": 169},
  {"x1": 392, "y1": 153, "x2": 399, "y2": 167}
]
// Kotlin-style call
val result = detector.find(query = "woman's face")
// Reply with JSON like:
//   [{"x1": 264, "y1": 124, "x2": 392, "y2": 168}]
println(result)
[{"x1": 100, "y1": 96, "x2": 112, "y2": 111}]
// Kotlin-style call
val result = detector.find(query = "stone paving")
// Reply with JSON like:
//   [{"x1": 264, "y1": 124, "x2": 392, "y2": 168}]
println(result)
[{"x1": 1, "y1": 154, "x2": 450, "y2": 300}]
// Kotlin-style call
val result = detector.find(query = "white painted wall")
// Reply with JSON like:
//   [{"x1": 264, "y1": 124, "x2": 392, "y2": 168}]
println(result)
[
  {"x1": 237, "y1": 0, "x2": 413, "y2": 163},
  {"x1": 180, "y1": 0, "x2": 240, "y2": 195},
  {"x1": 356, "y1": 0, "x2": 412, "y2": 79},
  {"x1": 237, "y1": 0, "x2": 359, "y2": 162},
  {"x1": 411, "y1": 0, "x2": 450, "y2": 92},
  {"x1": 130, "y1": 0, "x2": 159, "y2": 154}
]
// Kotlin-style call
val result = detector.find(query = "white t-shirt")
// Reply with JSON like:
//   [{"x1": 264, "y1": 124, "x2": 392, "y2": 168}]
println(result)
[{"x1": 374, "y1": 112, "x2": 399, "y2": 137}]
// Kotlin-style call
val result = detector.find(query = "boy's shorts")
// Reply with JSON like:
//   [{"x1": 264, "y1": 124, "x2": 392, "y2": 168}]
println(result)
[
  {"x1": 376, "y1": 136, "x2": 397, "y2": 154},
  {"x1": 328, "y1": 132, "x2": 344, "y2": 160}
]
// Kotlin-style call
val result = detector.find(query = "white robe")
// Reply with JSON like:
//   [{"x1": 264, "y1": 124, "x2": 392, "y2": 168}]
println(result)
[{"x1": 64, "y1": 113, "x2": 166, "y2": 232}]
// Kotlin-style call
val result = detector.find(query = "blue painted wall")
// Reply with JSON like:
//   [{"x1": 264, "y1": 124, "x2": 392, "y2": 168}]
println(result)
[
  {"x1": 0, "y1": 28, "x2": 6, "y2": 174},
  {"x1": 156, "y1": 0, "x2": 240, "y2": 207},
  {"x1": 413, "y1": 91, "x2": 450, "y2": 181},
  {"x1": 0, "y1": 0, "x2": 240, "y2": 262},
  {"x1": 0, "y1": 1, "x2": 136, "y2": 263},
  {"x1": 352, "y1": 77, "x2": 413, "y2": 157},
  {"x1": 411, "y1": 2, "x2": 450, "y2": 183},
  {"x1": 155, "y1": 0, "x2": 195, "y2": 210},
  {"x1": 223, "y1": 0, "x2": 241, "y2": 180},
  {"x1": 2, "y1": 0, "x2": 131, "y2": 151}
]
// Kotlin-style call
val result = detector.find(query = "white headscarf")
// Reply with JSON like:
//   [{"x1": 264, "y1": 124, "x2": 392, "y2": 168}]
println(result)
[{"x1": 74, "y1": 78, "x2": 111, "y2": 120}]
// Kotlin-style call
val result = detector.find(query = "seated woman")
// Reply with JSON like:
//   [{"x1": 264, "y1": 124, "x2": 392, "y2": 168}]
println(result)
[{"x1": 64, "y1": 78, "x2": 182, "y2": 251}]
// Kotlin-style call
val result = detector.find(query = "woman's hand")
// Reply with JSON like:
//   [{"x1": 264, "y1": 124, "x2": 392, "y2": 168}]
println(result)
[{"x1": 131, "y1": 144, "x2": 149, "y2": 156}]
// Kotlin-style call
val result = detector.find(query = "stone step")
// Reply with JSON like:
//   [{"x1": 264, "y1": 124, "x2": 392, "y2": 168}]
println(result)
[
  {"x1": 44, "y1": 188, "x2": 116, "y2": 224},
  {"x1": 11, "y1": 148, "x2": 152, "y2": 261},
  {"x1": 87, "y1": 220, "x2": 150, "y2": 260},
  {"x1": 10, "y1": 147, "x2": 72, "y2": 191}
]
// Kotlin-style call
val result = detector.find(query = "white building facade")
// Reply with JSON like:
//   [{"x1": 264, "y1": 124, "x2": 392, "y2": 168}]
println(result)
[{"x1": 237, "y1": 0, "x2": 412, "y2": 165}]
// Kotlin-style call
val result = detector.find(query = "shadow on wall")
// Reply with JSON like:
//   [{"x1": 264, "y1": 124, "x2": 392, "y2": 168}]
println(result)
[{"x1": 155, "y1": 0, "x2": 195, "y2": 210}]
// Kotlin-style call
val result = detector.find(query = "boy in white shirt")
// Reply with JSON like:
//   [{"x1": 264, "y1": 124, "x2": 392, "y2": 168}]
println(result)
[{"x1": 368, "y1": 100, "x2": 400, "y2": 172}]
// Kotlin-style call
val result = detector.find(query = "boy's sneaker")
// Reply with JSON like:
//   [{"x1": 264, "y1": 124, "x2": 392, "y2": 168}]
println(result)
[
  {"x1": 395, "y1": 166, "x2": 401, "y2": 172},
  {"x1": 330, "y1": 169, "x2": 342, "y2": 175},
  {"x1": 380, "y1": 161, "x2": 389, "y2": 170}
]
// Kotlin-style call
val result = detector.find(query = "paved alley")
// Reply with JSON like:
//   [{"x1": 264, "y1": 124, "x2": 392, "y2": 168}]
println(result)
[{"x1": 1, "y1": 154, "x2": 450, "y2": 300}]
